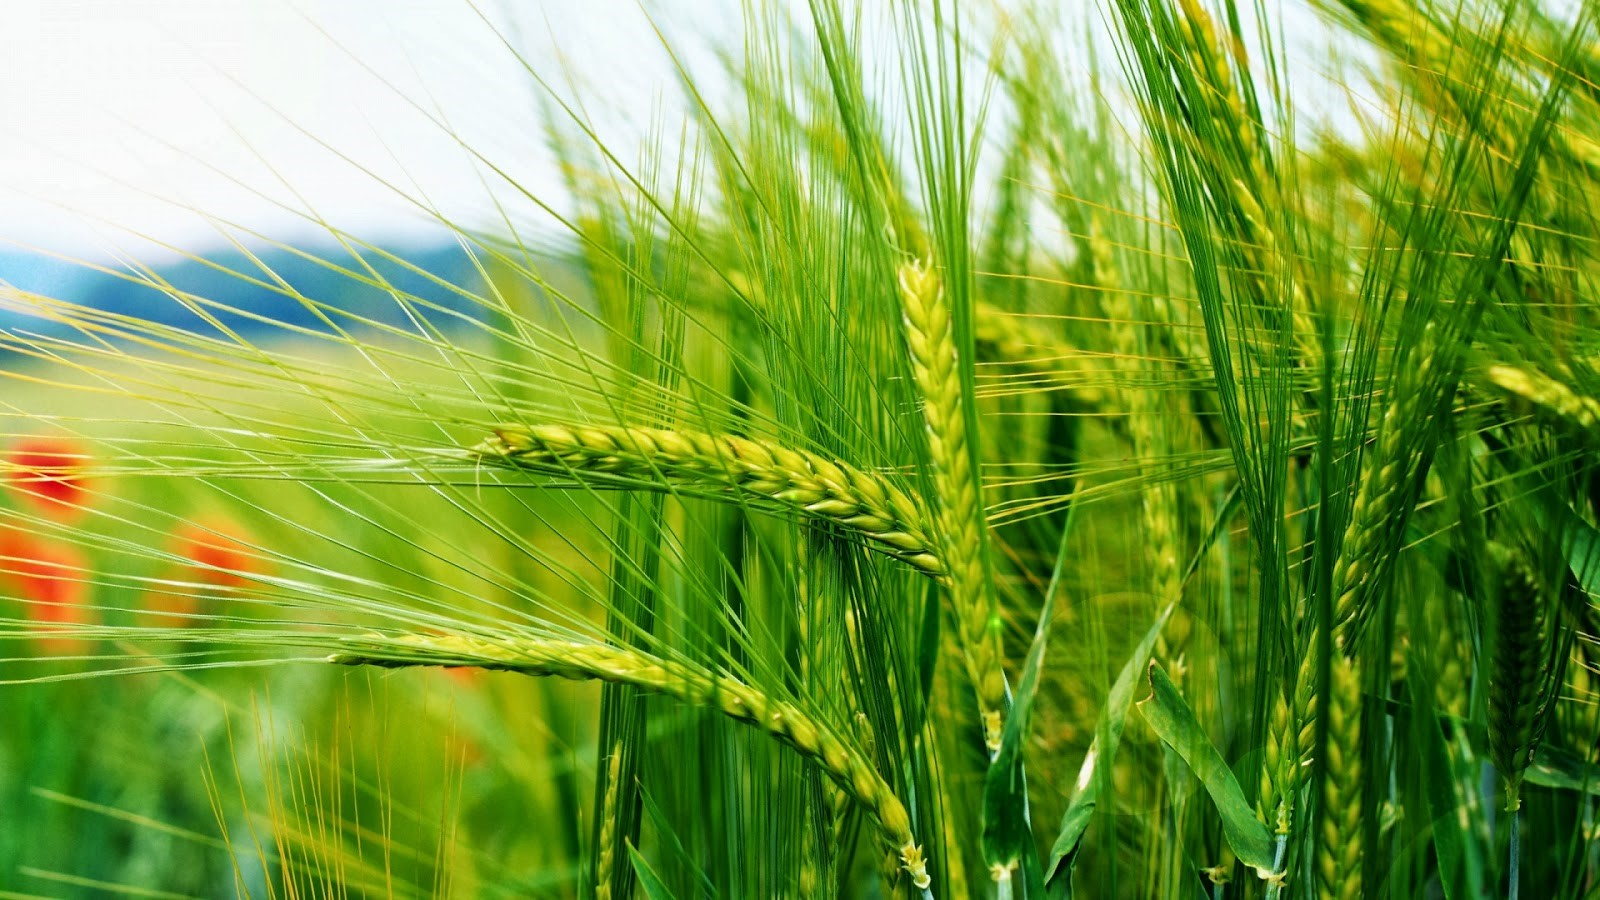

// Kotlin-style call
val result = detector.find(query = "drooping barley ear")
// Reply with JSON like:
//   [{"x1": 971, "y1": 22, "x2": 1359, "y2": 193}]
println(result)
[
  {"x1": 1489, "y1": 551, "x2": 1550, "y2": 811},
  {"x1": 479, "y1": 424, "x2": 943, "y2": 577},
  {"x1": 897, "y1": 258, "x2": 1007, "y2": 753},
  {"x1": 1316, "y1": 654, "x2": 1364, "y2": 900},
  {"x1": 595, "y1": 741, "x2": 622, "y2": 900},
  {"x1": 330, "y1": 633, "x2": 931, "y2": 889},
  {"x1": 1484, "y1": 364, "x2": 1600, "y2": 449}
]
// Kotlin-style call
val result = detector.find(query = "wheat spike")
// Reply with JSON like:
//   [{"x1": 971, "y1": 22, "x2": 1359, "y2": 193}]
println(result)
[
  {"x1": 898, "y1": 258, "x2": 1008, "y2": 753},
  {"x1": 1489, "y1": 551, "x2": 1549, "y2": 811},
  {"x1": 595, "y1": 741, "x2": 622, "y2": 900},
  {"x1": 479, "y1": 424, "x2": 943, "y2": 577},
  {"x1": 1332, "y1": 324, "x2": 1443, "y2": 645},
  {"x1": 330, "y1": 632, "x2": 931, "y2": 889},
  {"x1": 1316, "y1": 654, "x2": 1363, "y2": 900}
]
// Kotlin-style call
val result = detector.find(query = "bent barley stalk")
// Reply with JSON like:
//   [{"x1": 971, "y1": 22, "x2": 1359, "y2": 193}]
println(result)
[
  {"x1": 329, "y1": 632, "x2": 931, "y2": 889},
  {"x1": 897, "y1": 258, "x2": 1008, "y2": 753},
  {"x1": 477, "y1": 424, "x2": 943, "y2": 576}
]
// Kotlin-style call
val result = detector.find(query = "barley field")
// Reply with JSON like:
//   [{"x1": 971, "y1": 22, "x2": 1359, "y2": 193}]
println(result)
[{"x1": 3, "y1": 1, "x2": 1600, "y2": 897}]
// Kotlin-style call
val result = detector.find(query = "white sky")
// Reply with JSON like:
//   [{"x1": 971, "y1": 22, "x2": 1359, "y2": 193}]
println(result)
[
  {"x1": 0, "y1": 0, "x2": 742, "y2": 260},
  {"x1": 0, "y1": 1, "x2": 1345, "y2": 262}
]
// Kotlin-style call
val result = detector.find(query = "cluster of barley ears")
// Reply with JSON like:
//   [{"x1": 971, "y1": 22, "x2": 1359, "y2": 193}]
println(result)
[{"x1": 2, "y1": 0, "x2": 1600, "y2": 898}]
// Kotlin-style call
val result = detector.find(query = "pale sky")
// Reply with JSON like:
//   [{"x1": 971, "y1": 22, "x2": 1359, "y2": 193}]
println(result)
[
  {"x1": 0, "y1": 0, "x2": 742, "y2": 260},
  {"x1": 0, "y1": 1, "x2": 1346, "y2": 262}
]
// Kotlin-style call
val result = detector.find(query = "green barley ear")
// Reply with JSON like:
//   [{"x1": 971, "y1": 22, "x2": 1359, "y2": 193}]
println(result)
[
  {"x1": 1488, "y1": 549, "x2": 1553, "y2": 811},
  {"x1": 1259, "y1": 658, "x2": 1316, "y2": 841},
  {"x1": 478, "y1": 424, "x2": 943, "y2": 576},
  {"x1": 329, "y1": 632, "x2": 931, "y2": 889},
  {"x1": 897, "y1": 258, "x2": 1007, "y2": 754},
  {"x1": 1315, "y1": 653, "x2": 1363, "y2": 900},
  {"x1": 1483, "y1": 364, "x2": 1600, "y2": 450},
  {"x1": 594, "y1": 742, "x2": 623, "y2": 900},
  {"x1": 1331, "y1": 323, "x2": 1445, "y2": 647}
]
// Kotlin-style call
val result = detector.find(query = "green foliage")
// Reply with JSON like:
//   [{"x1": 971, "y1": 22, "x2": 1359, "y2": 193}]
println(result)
[{"x1": 3, "y1": 0, "x2": 1600, "y2": 897}]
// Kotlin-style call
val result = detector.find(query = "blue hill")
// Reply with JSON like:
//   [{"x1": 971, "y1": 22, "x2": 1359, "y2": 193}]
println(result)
[{"x1": 0, "y1": 242, "x2": 498, "y2": 352}]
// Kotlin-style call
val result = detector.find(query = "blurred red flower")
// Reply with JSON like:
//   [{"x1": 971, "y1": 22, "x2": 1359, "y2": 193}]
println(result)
[
  {"x1": 171, "y1": 518, "x2": 266, "y2": 589},
  {"x1": 0, "y1": 529, "x2": 96, "y2": 654},
  {"x1": 5, "y1": 437, "x2": 93, "y2": 520},
  {"x1": 140, "y1": 517, "x2": 269, "y2": 626},
  {"x1": 139, "y1": 587, "x2": 201, "y2": 625}
]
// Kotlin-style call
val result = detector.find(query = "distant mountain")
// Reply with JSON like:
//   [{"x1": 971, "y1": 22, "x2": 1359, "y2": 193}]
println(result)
[{"x1": 0, "y1": 242, "x2": 517, "y2": 354}]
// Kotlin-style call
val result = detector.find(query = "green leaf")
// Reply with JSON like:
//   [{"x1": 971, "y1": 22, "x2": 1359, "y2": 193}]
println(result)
[
  {"x1": 1043, "y1": 594, "x2": 1178, "y2": 893},
  {"x1": 628, "y1": 841, "x2": 680, "y2": 900},
  {"x1": 1557, "y1": 503, "x2": 1600, "y2": 599},
  {"x1": 983, "y1": 498, "x2": 1078, "y2": 889},
  {"x1": 1408, "y1": 663, "x2": 1470, "y2": 900},
  {"x1": 1525, "y1": 744, "x2": 1600, "y2": 795},
  {"x1": 1044, "y1": 485, "x2": 1241, "y2": 896},
  {"x1": 1135, "y1": 662, "x2": 1275, "y2": 874}
]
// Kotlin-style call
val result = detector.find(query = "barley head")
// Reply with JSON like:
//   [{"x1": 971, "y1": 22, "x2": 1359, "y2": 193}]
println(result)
[
  {"x1": 897, "y1": 258, "x2": 1007, "y2": 752},
  {"x1": 329, "y1": 632, "x2": 931, "y2": 888},
  {"x1": 1316, "y1": 654, "x2": 1364, "y2": 900},
  {"x1": 479, "y1": 424, "x2": 944, "y2": 577}
]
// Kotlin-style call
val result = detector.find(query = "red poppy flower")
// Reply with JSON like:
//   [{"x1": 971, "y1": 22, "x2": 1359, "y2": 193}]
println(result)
[
  {"x1": 0, "y1": 530, "x2": 96, "y2": 654},
  {"x1": 171, "y1": 518, "x2": 266, "y2": 589},
  {"x1": 140, "y1": 517, "x2": 269, "y2": 627},
  {"x1": 5, "y1": 438, "x2": 93, "y2": 520},
  {"x1": 138, "y1": 588, "x2": 200, "y2": 626}
]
